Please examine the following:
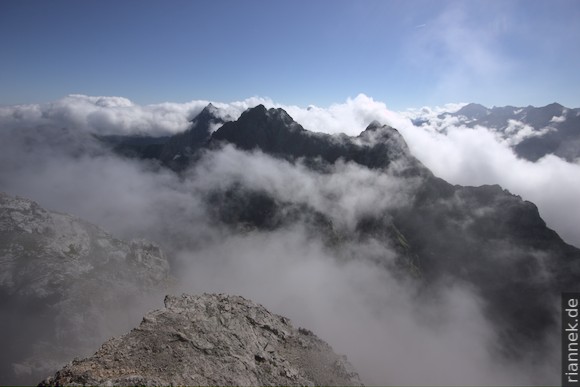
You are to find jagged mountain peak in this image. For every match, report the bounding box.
[211,105,308,153]
[455,103,490,119]
[359,121,408,151]
[238,104,298,128]
[210,106,421,172]
[105,102,423,173]
[546,102,564,109]
[365,120,384,131]
[158,103,228,170]
[191,102,224,124]
[361,120,401,137]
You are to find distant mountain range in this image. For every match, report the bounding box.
[414,102,580,161]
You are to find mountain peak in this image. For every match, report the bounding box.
[455,103,490,119]
[211,104,305,155]
[243,104,268,117]
[239,105,295,126]
[191,103,222,124]
[546,102,564,109]
[158,103,228,170]
[365,120,384,131]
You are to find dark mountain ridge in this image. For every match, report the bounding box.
[211,105,426,176]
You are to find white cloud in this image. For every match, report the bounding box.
[283,94,408,135]
[0,93,409,137]
[503,119,555,145]
[402,102,468,121]
[188,145,418,231]
[0,95,208,136]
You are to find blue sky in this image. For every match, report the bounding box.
[1,0,579,110]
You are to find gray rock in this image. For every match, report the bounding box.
[0,192,171,384]
[40,293,363,386]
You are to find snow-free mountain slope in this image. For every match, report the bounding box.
[0,192,170,384]
[40,293,363,386]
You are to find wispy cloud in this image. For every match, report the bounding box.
[405,2,514,102]
[0,95,219,136]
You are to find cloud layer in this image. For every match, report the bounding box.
[4,93,577,245]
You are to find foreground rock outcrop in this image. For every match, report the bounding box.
[40,293,363,386]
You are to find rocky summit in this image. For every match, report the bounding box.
[40,293,363,387]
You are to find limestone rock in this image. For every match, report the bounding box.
[0,192,170,384]
[40,293,363,386]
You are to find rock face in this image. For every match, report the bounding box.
[0,192,170,384]
[40,293,363,386]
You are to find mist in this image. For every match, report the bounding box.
[174,225,556,385]
[0,95,568,385]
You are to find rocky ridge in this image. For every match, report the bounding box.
[40,293,363,386]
